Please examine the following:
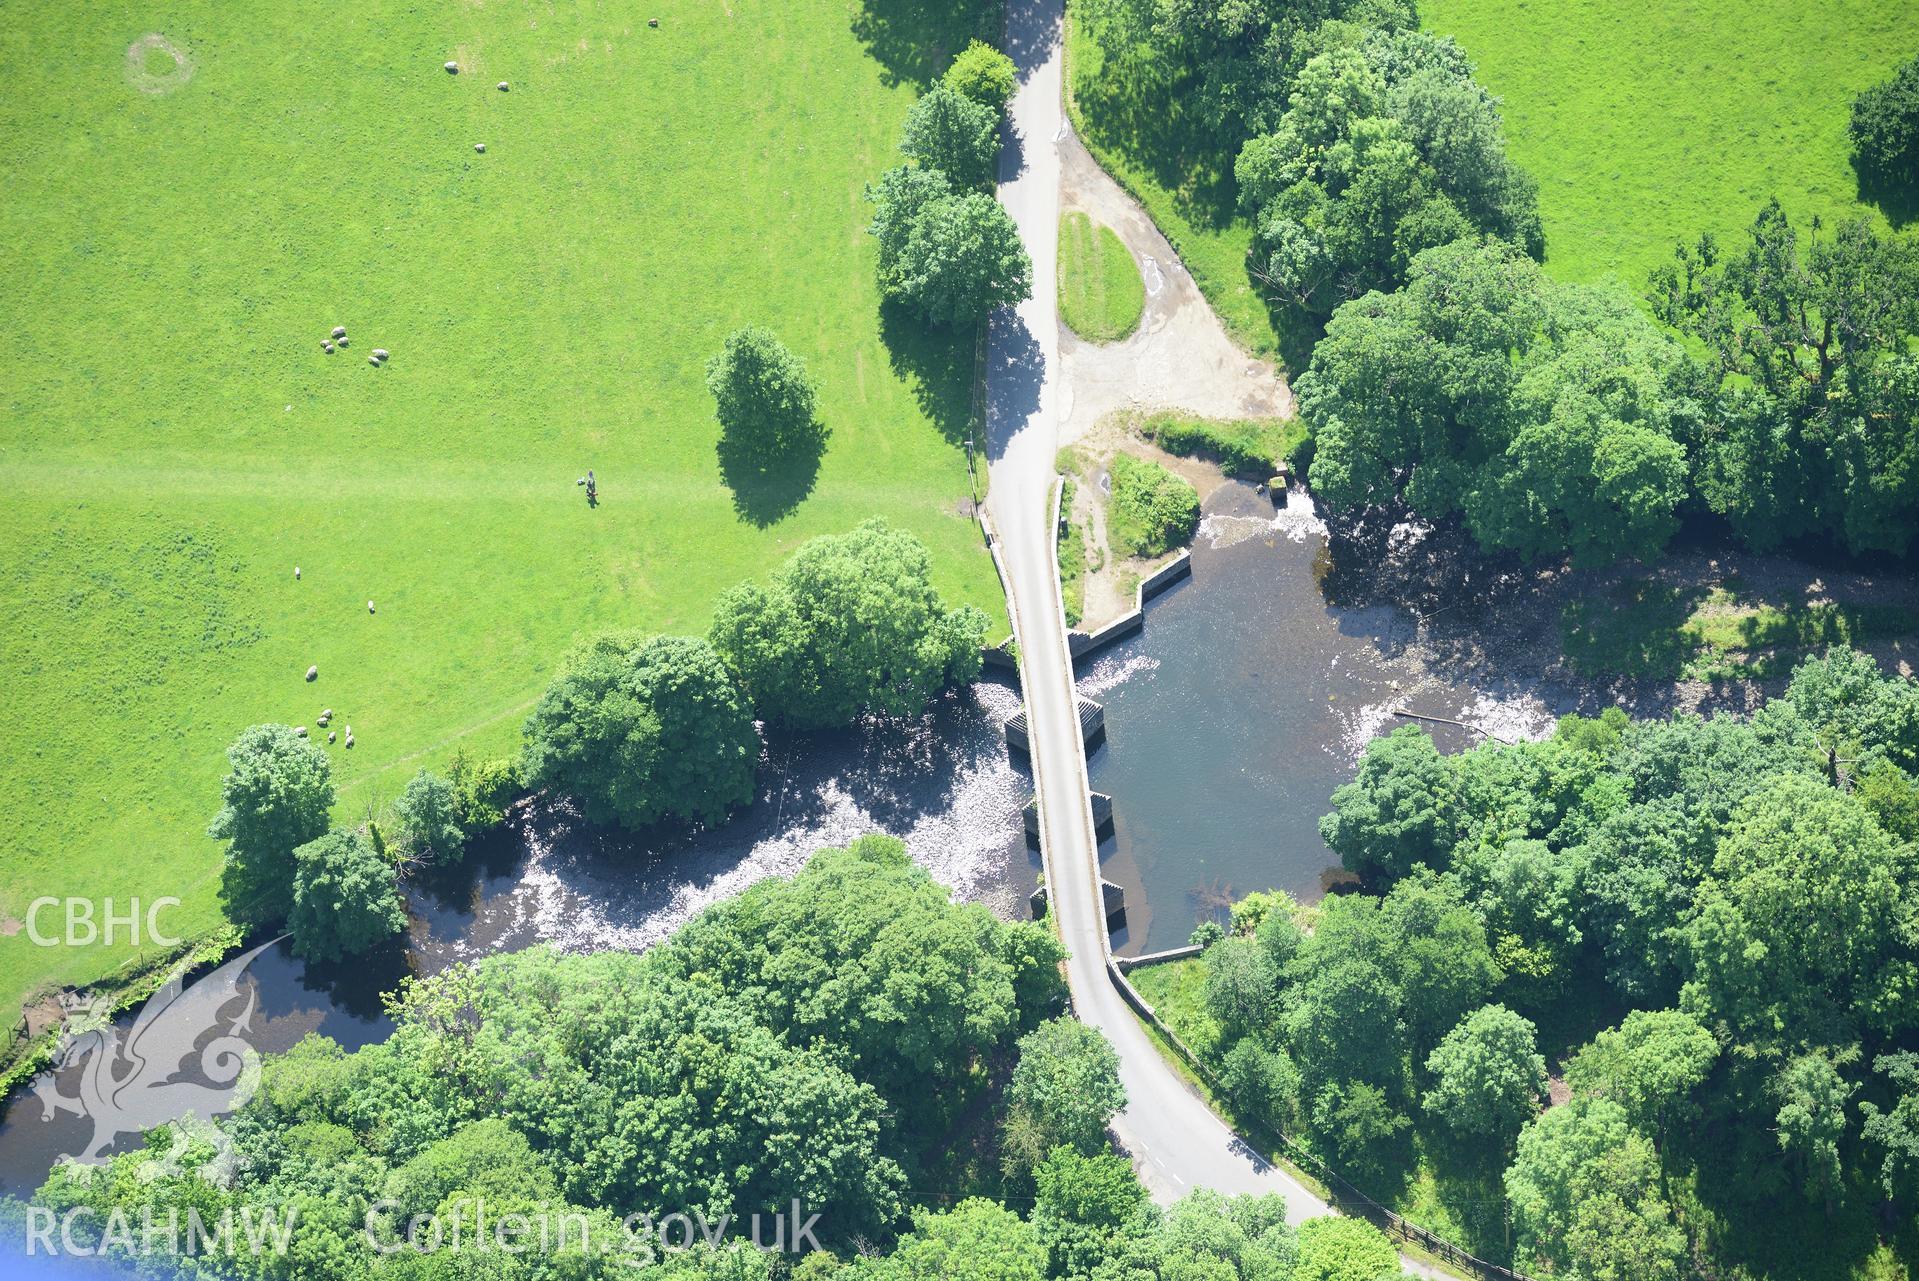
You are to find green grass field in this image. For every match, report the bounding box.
[1068,0,1919,360]
[0,0,1003,1011]
[1058,211,1145,342]
[1420,0,1919,286]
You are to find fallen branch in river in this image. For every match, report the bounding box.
[1390,707,1514,745]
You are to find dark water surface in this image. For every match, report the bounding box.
[1085,483,1561,955]
[0,679,1033,1197]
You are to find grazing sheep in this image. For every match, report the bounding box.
[474,143,486,153]
[294,726,307,737]
[367,600,375,613]
[372,349,388,361]
[498,81,509,92]
[331,326,347,339]
[321,341,333,353]
[444,61,459,73]
[306,665,318,682]
[328,731,336,744]
[369,355,380,365]
[294,566,301,579]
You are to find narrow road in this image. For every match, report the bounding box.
[983,11,1452,1277]
[982,0,1335,1222]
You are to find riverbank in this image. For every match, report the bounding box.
[0,680,1034,1196]
[1077,476,1919,955]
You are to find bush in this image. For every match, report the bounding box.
[1139,412,1308,480]
[1106,453,1199,557]
[1293,1214,1402,1281]
[287,830,406,963]
[393,769,465,864]
[521,633,759,831]
[1851,56,1919,191]
[944,40,1017,111]
[447,749,521,834]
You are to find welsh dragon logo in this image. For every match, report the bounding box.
[30,939,281,1186]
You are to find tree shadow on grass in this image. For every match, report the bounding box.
[1853,154,1918,229]
[880,297,976,449]
[850,0,1000,89]
[717,423,827,528]
[1071,37,1240,231]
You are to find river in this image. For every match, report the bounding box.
[0,678,1035,1198]
[0,480,1582,1197]
[1083,480,1564,955]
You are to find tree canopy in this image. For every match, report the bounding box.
[900,84,1002,191]
[1236,31,1540,319]
[944,40,1018,111]
[1300,239,1699,567]
[392,768,466,865]
[709,520,989,729]
[209,722,336,926]
[287,828,406,963]
[1001,1017,1128,1176]
[1422,1004,1545,1156]
[521,632,759,831]
[866,64,1032,328]
[707,327,829,520]
[1850,55,1919,197]
[1650,202,1919,556]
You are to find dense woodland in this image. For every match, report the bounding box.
[1174,647,1919,1279]
[13,837,1413,1279]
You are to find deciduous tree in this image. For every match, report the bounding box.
[709,520,988,729]
[521,632,759,831]
[392,769,465,865]
[1319,725,1457,881]
[287,829,405,963]
[1003,1018,1127,1174]
[1564,1009,1717,1153]
[900,84,1001,190]
[210,723,335,926]
[1423,1004,1546,1157]
[1507,1097,1685,1281]
[943,40,1018,110]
